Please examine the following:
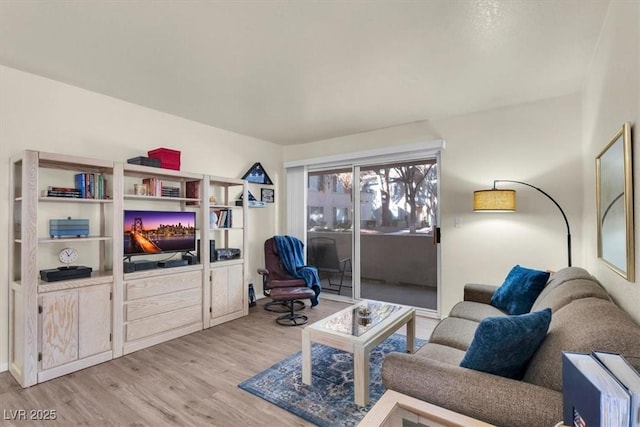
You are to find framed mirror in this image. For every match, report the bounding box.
[596,122,634,281]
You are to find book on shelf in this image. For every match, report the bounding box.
[75,173,87,198]
[593,351,640,427]
[73,173,108,199]
[185,180,200,206]
[215,208,232,228]
[161,186,180,197]
[41,187,83,198]
[142,177,162,197]
[217,209,227,228]
[139,179,180,197]
[48,186,80,192]
[562,351,631,427]
[96,173,107,199]
[210,210,219,229]
[88,173,94,198]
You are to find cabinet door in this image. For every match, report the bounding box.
[40,292,79,370]
[79,284,112,358]
[227,264,244,313]
[210,267,229,318]
[40,285,112,371]
[210,264,243,318]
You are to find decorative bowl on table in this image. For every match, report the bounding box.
[357,306,372,325]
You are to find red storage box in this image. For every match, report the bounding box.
[148,148,181,170]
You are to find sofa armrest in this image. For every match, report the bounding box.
[464,283,498,304]
[382,353,562,427]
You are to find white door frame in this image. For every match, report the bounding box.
[284,140,445,318]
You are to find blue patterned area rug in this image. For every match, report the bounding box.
[238,333,426,427]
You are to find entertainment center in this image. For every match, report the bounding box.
[8,150,249,387]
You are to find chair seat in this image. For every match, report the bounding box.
[270,278,307,288]
[269,286,316,301]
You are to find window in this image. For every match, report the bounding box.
[333,207,350,228]
[308,175,322,192]
[308,206,324,228]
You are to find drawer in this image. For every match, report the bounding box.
[126,287,202,322]
[125,270,201,300]
[126,305,201,342]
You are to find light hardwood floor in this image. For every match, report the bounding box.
[0,299,438,426]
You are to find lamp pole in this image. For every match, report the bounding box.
[494,180,572,267]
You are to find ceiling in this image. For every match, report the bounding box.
[0,1,609,145]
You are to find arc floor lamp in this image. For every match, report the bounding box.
[473,180,572,267]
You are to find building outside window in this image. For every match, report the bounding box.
[308,206,325,228]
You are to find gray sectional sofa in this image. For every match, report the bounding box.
[382,267,640,427]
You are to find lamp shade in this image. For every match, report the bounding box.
[473,189,516,212]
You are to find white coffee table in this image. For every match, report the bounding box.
[359,390,495,426]
[301,299,416,406]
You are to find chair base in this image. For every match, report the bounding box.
[269,287,316,326]
[276,312,309,326]
[264,299,305,313]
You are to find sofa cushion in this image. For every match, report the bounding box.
[534,267,594,303]
[491,265,550,315]
[429,317,479,351]
[415,342,467,366]
[523,297,640,391]
[463,283,499,304]
[460,308,552,380]
[530,277,611,313]
[449,301,507,322]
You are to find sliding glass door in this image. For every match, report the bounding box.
[357,160,438,310]
[306,168,354,298]
[306,158,439,311]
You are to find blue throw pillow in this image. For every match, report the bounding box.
[460,308,552,379]
[490,265,550,315]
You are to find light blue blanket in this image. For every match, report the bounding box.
[274,235,321,306]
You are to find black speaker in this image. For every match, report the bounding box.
[182,253,197,265]
[197,239,216,263]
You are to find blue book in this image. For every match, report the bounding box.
[593,351,640,427]
[563,352,631,426]
[74,173,86,198]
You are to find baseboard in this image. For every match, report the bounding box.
[0,362,8,373]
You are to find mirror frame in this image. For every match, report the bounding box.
[596,122,634,281]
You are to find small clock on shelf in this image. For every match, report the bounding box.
[58,247,79,268]
[39,247,93,282]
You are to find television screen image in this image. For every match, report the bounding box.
[123,210,196,256]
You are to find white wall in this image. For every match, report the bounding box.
[283,94,583,318]
[0,66,283,370]
[582,1,640,323]
[435,95,582,316]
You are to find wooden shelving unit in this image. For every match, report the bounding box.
[9,151,250,387]
[9,150,115,387]
[204,175,248,327]
[117,163,206,356]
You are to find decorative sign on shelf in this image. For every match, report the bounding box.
[241,162,273,185]
[236,191,266,208]
[261,188,275,203]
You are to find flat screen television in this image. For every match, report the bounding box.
[123,210,196,256]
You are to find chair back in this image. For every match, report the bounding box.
[308,237,341,272]
[264,237,299,282]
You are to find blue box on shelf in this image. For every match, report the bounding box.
[49,218,89,238]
